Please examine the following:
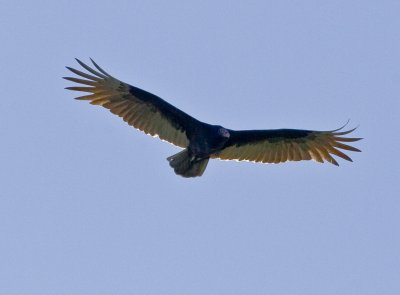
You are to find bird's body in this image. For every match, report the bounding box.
[187,124,230,156]
[166,123,231,177]
[65,59,361,177]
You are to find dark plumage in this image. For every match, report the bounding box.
[64,59,362,177]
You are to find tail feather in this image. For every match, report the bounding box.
[167,149,209,178]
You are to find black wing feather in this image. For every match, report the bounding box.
[225,129,313,146]
[127,85,198,135]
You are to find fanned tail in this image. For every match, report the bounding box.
[167,149,209,178]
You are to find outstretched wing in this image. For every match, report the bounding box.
[64,59,199,148]
[212,126,362,166]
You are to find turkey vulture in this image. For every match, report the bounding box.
[64,59,361,178]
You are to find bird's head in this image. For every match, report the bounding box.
[218,127,230,139]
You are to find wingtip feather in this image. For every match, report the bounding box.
[329,119,351,133]
[90,58,112,77]
[74,58,107,78]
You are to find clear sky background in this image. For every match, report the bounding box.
[1,1,399,294]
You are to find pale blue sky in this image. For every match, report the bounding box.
[1,1,399,294]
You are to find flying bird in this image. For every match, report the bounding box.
[64,59,362,178]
